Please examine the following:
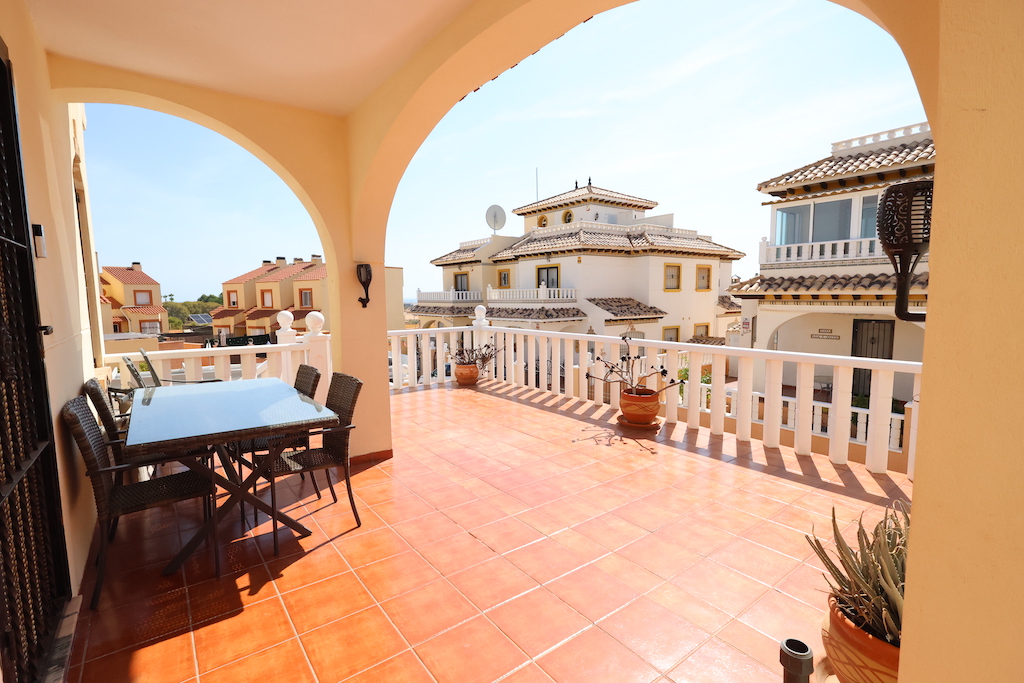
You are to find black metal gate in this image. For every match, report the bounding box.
[0,39,71,682]
[851,319,895,397]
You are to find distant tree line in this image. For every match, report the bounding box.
[164,294,223,330]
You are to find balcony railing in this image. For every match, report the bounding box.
[486,285,577,303]
[760,237,882,264]
[388,309,922,477]
[416,288,483,303]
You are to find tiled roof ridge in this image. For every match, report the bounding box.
[101,265,160,286]
[294,264,327,281]
[256,262,316,283]
[224,264,280,284]
[490,229,743,261]
[513,184,658,214]
[586,297,667,318]
[120,305,167,315]
[729,271,929,294]
[758,138,934,191]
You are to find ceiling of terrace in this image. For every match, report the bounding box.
[27,0,479,115]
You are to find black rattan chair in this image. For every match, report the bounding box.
[138,348,221,387]
[122,356,149,388]
[265,372,362,546]
[61,396,218,609]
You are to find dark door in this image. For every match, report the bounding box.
[851,319,895,397]
[536,266,558,288]
[0,39,71,682]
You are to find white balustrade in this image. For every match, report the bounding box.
[486,285,577,303]
[388,316,922,475]
[761,237,880,264]
[416,288,483,303]
[831,122,930,154]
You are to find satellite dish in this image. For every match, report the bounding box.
[485,205,506,233]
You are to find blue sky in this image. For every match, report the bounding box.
[83,0,925,302]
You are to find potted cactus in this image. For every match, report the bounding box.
[805,503,908,683]
[586,341,679,425]
[451,343,499,386]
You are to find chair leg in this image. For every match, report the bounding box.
[91,521,110,610]
[270,471,280,557]
[106,516,120,542]
[309,471,322,500]
[324,469,338,504]
[343,458,361,527]
[210,493,220,578]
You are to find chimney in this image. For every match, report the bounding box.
[275,256,287,266]
[262,260,272,265]
[293,257,305,265]
[130,261,141,270]
[311,254,323,265]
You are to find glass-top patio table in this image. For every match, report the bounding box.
[124,377,339,574]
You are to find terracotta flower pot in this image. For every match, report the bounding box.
[454,364,479,386]
[822,596,900,683]
[619,388,661,425]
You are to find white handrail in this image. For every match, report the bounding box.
[762,237,880,264]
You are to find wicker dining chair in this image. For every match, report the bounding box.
[122,356,149,388]
[264,372,362,551]
[61,396,218,609]
[138,348,221,387]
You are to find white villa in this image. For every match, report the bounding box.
[410,182,744,344]
[730,123,934,401]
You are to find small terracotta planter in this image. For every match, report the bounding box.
[822,596,899,683]
[618,388,661,425]
[454,364,479,386]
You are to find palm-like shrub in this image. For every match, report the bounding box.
[806,502,909,646]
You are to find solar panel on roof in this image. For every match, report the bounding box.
[188,313,214,325]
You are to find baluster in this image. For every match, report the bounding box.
[866,369,895,472]
[214,354,231,381]
[606,342,619,410]
[907,373,922,480]
[240,352,256,379]
[664,348,680,424]
[828,366,853,464]
[540,336,551,391]
[185,355,203,382]
[711,354,726,435]
[551,336,562,395]
[503,331,514,385]
[794,362,814,456]
[421,333,433,387]
[266,351,281,382]
[390,334,403,389]
[763,359,784,448]
[565,338,577,398]
[812,405,823,434]
[889,415,903,451]
[434,332,445,384]
[686,350,702,429]
[736,357,753,441]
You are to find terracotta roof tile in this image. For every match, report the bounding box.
[294,265,327,281]
[717,295,741,313]
[486,307,586,320]
[407,305,477,317]
[489,229,743,261]
[211,306,240,320]
[246,309,280,321]
[99,276,110,285]
[102,266,160,285]
[120,305,167,315]
[758,138,934,191]
[430,246,485,265]
[729,272,928,295]
[586,298,667,319]
[99,295,111,305]
[685,336,726,345]
[110,316,128,324]
[106,296,123,309]
[514,184,657,214]
[256,262,314,283]
[225,264,279,284]
[763,173,934,204]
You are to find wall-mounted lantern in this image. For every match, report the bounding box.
[877,180,932,322]
[356,263,372,308]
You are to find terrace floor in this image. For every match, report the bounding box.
[66,381,911,683]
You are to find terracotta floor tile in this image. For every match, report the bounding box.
[448,557,539,610]
[200,638,315,683]
[505,538,586,584]
[648,582,731,634]
[710,538,802,585]
[593,554,664,593]
[266,545,347,593]
[193,598,294,673]
[370,495,437,525]
[417,532,497,575]
[279,570,376,633]
[417,483,480,510]
[92,561,185,613]
[666,638,778,683]
[776,562,831,608]
[485,491,533,515]
[487,587,590,657]
[538,627,660,683]
[334,526,413,567]
[415,616,528,683]
[354,480,415,506]
[573,513,649,551]
[599,596,710,672]
[342,651,435,683]
[441,498,509,529]
[741,520,816,562]
[501,663,557,682]
[354,550,442,601]
[515,508,566,535]
[470,516,545,554]
[741,477,808,504]
[546,565,639,622]
[688,503,764,535]
[391,511,464,547]
[188,565,276,624]
[85,589,191,661]
[549,529,610,562]
[302,606,408,681]
[480,469,536,492]
[78,630,194,683]
[613,497,686,530]
[769,504,833,535]
[507,480,567,507]
[671,560,770,617]
[537,496,606,527]
[716,489,789,519]
[715,619,784,674]
[381,579,479,644]
[618,534,701,580]
[399,471,456,494]
[738,589,826,651]
[573,483,637,510]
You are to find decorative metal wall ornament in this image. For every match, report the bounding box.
[877,180,932,322]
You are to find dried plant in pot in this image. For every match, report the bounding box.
[451,343,499,386]
[806,502,908,683]
[586,341,679,425]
